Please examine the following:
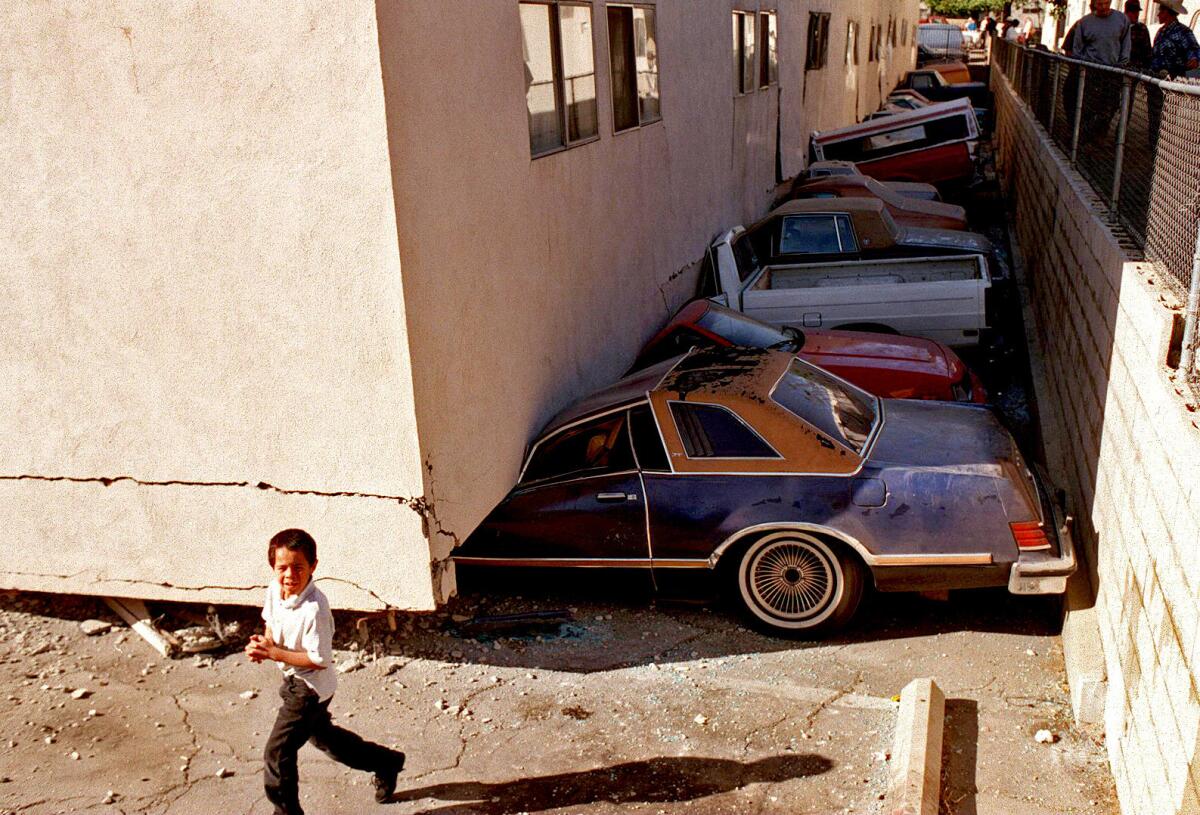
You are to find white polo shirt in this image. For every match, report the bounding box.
[261,579,337,701]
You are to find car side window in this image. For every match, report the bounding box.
[779,215,842,254]
[521,414,635,484]
[669,402,779,459]
[911,73,934,90]
[629,406,670,471]
[835,214,858,252]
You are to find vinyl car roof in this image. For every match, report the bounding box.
[752,198,899,251]
[538,347,869,475]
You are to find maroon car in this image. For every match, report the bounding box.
[632,300,986,403]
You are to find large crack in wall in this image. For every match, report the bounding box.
[0,470,462,607]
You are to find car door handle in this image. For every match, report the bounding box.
[596,492,637,503]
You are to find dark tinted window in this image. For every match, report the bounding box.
[779,215,841,254]
[522,414,635,484]
[732,235,760,283]
[772,359,877,453]
[669,403,778,459]
[629,406,670,470]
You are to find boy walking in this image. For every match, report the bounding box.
[246,528,405,814]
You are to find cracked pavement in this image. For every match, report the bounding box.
[0,580,1117,814]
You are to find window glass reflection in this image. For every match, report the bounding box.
[558,5,597,142]
[520,4,560,155]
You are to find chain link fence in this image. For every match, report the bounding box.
[993,38,1200,383]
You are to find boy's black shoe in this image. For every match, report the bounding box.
[373,751,405,804]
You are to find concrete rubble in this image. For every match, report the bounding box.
[0,586,1118,814]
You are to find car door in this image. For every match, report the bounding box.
[475,411,649,564]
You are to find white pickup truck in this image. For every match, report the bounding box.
[697,199,991,347]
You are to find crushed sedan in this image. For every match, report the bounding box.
[452,347,1074,636]
[630,300,987,403]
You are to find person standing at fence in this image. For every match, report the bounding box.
[1068,0,1132,145]
[1126,1,1154,70]
[1151,0,1200,77]
[1147,0,1200,147]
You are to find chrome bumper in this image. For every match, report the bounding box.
[1008,469,1076,595]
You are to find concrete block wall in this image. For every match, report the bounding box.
[993,74,1200,814]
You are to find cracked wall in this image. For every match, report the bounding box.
[0,3,436,610]
[373,0,919,557]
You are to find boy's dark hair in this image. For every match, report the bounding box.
[268,529,317,567]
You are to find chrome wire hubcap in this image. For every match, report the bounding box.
[750,541,834,620]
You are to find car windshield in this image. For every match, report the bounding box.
[697,307,798,350]
[771,358,878,454]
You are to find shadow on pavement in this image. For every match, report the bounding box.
[941,698,980,815]
[391,753,832,814]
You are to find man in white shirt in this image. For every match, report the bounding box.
[246,529,406,815]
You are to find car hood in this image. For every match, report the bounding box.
[896,226,993,254]
[868,399,1015,473]
[799,330,952,375]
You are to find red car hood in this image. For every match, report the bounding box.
[797,329,965,401]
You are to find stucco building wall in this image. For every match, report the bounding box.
[994,71,1200,815]
[2,0,916,610]
[378,0,919,572]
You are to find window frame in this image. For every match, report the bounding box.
[777,213,858,256]
[667,401,783,461]
[518,406,638,486]
[732,10,757,95]
[520,0,601,159]
[607,3,663,133]
[805,11,831,71]
[758,11,778,88]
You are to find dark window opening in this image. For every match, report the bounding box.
[522,414,635,484]
[669,403,778,459]
[629,406,670,471]
[805,12,831,70]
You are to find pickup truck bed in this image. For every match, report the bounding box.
[738,255,989,347]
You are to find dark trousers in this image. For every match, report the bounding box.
[264,675,395,815]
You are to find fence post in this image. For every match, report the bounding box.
[1180,222,1200,377]
[1071,65,1087,165]
[1049,59,1060,134]
[1110,76,1132,210]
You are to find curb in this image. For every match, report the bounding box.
[885,677,945,815]
[1006,217,1107,727]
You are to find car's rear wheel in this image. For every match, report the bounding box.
[734,531,863,637]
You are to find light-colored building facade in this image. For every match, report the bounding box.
[1,0,917,611]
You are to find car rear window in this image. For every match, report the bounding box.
[669,402,779,459]
[771,359,877,454]
[696,307,790,349]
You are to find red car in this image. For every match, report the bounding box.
[632,300,986,403]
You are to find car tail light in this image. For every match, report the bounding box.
[1010,520,1051,551]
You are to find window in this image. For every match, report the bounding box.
[805,12,831,70]
[910,72,936,90]
[772,359,877,454]
[888,17,896,48]
[778,214,857,255]
[758,12,778,86]
[608,5,660,131]
[733,11,756,94]
[669,403,779,459]
[845,20,859,66]
[522,413,635,484]
[629,406,670,471]
[868,23,877,62]
[520,2,598,156]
